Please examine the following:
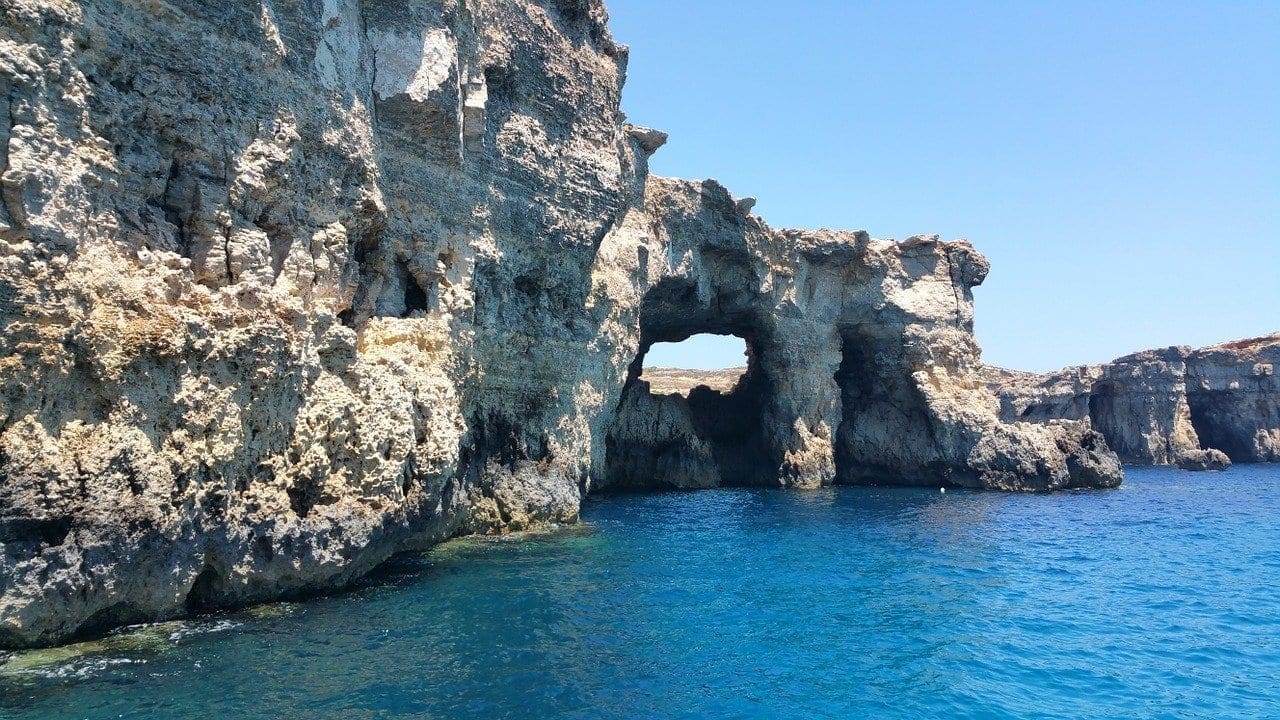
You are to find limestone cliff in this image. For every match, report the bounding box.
[0,0,1119,648]
[990,335,1280,469]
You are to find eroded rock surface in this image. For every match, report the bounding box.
[989,334,1280,469]
[1,0,1119,648]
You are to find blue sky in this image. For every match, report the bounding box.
[610,1,1280,372]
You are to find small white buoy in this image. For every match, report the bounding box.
[940,487,946,494]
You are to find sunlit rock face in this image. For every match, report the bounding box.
[0,0,1118,648]
[989,335,1280,469]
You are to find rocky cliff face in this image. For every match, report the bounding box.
[990,335,1280,469]
[0,0,1119,648]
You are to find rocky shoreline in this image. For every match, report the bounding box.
[0,0,1256,648]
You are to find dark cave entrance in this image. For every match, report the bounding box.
[1187,390,1251,462]
[1087,381,1131,460]
[831,325,937,486]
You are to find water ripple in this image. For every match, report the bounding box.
[1,466,1278,719]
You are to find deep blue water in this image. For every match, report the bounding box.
[2,466,1279,719]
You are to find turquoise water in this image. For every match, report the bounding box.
[2,466,1278,719]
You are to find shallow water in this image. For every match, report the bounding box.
[3,466,1278,719]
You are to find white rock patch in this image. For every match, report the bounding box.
[371,28,457,102]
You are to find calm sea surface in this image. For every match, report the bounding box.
[2,466,1278,719]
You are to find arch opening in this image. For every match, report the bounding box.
[602,278,780,490]
[639,333,749,397]
[604,332,773,490]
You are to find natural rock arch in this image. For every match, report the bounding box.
[599,178,1120,493]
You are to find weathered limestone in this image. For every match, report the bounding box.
[989,335,1280,469]
[1,0,639,648]
[0,0,1119,648]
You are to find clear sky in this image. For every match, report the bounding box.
[608,1,1280,372]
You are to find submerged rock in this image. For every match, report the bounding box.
[989,334,1280,470]
[1175,449,1231,472]
[0,0,1118,647]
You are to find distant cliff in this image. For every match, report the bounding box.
[988,335,1280,470]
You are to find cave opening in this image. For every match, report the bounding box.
[402,274,431,317]
[1088,381,1127,459]
[639,333,749,397]
[1187,390,1249,462]
[832,325,916,485]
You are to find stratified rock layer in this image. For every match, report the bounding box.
[0,0,1118,648]
[990,335,1280,469]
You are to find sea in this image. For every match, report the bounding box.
[2,465,1277,719]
